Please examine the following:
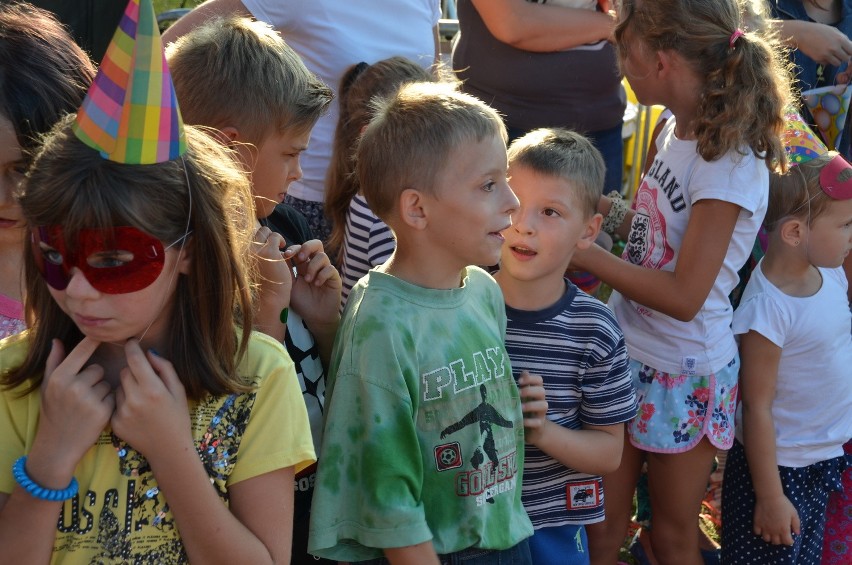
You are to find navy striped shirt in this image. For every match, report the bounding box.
[505,281,637,527]
[339,194,395,311]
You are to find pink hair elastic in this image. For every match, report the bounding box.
[729,29,744,49]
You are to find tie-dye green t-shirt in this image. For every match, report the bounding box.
[309,266,533,561]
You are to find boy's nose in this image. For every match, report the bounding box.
[290,160,303,182]
[503,183,520,215]
[511,209,534,234]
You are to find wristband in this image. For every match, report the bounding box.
[601,191,629,237]
[279,307,289,324]
[12,456,79,501]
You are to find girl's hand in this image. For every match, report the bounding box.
[289,239,342,329]
[753,494,800,546]
[517,370,548,444]
[34,338,113,475]
[111,340,192,460]
[252,226,295,311]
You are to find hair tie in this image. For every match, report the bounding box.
[341,61,370,94]
[729,29,744,49]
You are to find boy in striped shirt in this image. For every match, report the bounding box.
[494,128,638,565]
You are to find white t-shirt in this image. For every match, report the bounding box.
[241,0,440,203]
[732,262,852,468]
[609,118,769,375]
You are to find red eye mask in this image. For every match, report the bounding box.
[32,226,183,294]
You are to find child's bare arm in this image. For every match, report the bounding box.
[253,227,296,342]
[739,330,799,546]
[384,541,441,565]
[572,199,741,321]
[518,371,623,475]
[529,420,624,477]
[0,338,111,562]
[288,240,342,368]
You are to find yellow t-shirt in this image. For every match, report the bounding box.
[0,331,315,563]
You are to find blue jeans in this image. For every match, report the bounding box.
[507,123,624,196]
[358,539,532,565]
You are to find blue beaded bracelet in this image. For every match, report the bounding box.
[12,456,78,501]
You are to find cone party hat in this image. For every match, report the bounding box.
[781,110,828,166]
[73,0,186,164]
[781,111,852,200]
[801,84,852,152]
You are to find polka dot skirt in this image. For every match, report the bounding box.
[721,440,849,564]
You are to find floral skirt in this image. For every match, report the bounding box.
[627,357,739,453]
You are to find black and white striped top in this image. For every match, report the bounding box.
[339,194,395,311]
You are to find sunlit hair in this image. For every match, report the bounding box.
[0,2,95,161]
[167,15,332,147]
[508,128,605,219]
[615,0,793,170]
[325,57,435,258]
[357,81,507,221]
[741,0,770,32]
[765,154,848,231]
[6,117,256,399]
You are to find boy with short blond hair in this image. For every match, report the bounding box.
[167,17,339,565]
[494,128,637,565]
[309,82,536,563]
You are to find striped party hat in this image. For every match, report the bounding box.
[73,0,186,164]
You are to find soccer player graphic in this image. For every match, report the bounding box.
[440,384,513,471]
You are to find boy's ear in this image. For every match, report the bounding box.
[218,126,241,144]
[778,216,806,247]
[398,188,429,230]
[575,213,603,250]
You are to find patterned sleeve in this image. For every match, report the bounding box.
[228,334,316,485]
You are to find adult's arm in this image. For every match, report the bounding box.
[469,0,615,52]
[770,19,852,68]
[162,0,251,44]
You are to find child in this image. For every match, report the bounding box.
[493,128,638,565]
[0,2,95,340]
[308,81,537,563]
[324,57,433,309]
[571,0,794,563]
[721,119,852,564]
[0,2,314,560]
[166,16,340,564]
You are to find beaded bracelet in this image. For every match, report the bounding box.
[601,191,629,237]
[12,456,79,501]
